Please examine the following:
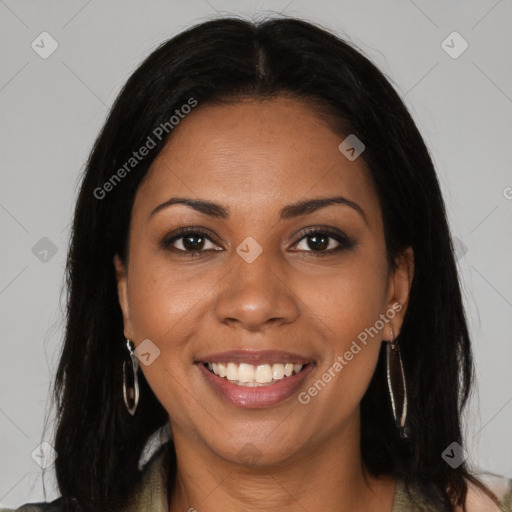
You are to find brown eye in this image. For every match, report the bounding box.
[160,228,221,257]
[292,228,355,256]
[175,233,210,251]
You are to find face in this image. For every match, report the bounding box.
[114,96,413,467]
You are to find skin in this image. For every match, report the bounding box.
[114,96,415,512]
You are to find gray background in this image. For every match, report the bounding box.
[1,0,511,507]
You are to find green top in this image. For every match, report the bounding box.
[2,445,511,511]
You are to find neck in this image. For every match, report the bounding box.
[167,414,396,512]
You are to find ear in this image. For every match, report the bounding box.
[384,246,414,340]
[113,254,135,340]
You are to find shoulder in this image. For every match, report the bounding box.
[454,476,512,512]
[0,441,172,512]
[0,497,64,512]
[393,476,512,512]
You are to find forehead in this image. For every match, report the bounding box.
[134,97,380,225]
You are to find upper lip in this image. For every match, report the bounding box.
[195,350,315,365]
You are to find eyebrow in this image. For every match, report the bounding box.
[149,196,368,225]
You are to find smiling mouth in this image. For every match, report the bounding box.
[201,361,309,387]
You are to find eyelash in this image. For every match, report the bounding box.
[160,226,356,258]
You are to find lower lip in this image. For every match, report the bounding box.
[197,362,315,408]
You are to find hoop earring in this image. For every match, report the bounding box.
[123,339,140,415]
[385,328,410,439]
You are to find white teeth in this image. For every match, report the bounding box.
[272,363,285,380]
[217,362,227,378]
[205,361,305,385]
[255,364,273,383]
[238,363,255,383]
[226,362,238,381]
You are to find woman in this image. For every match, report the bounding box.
[3,16,511,512]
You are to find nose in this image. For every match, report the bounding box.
[214,246,300,332]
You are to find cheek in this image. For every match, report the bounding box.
[296,254,387,413]
[127,246,208,338]
[303,344,381,439]
[298,253,388,338]
[124,249,207,396]
[301,291,384,431]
